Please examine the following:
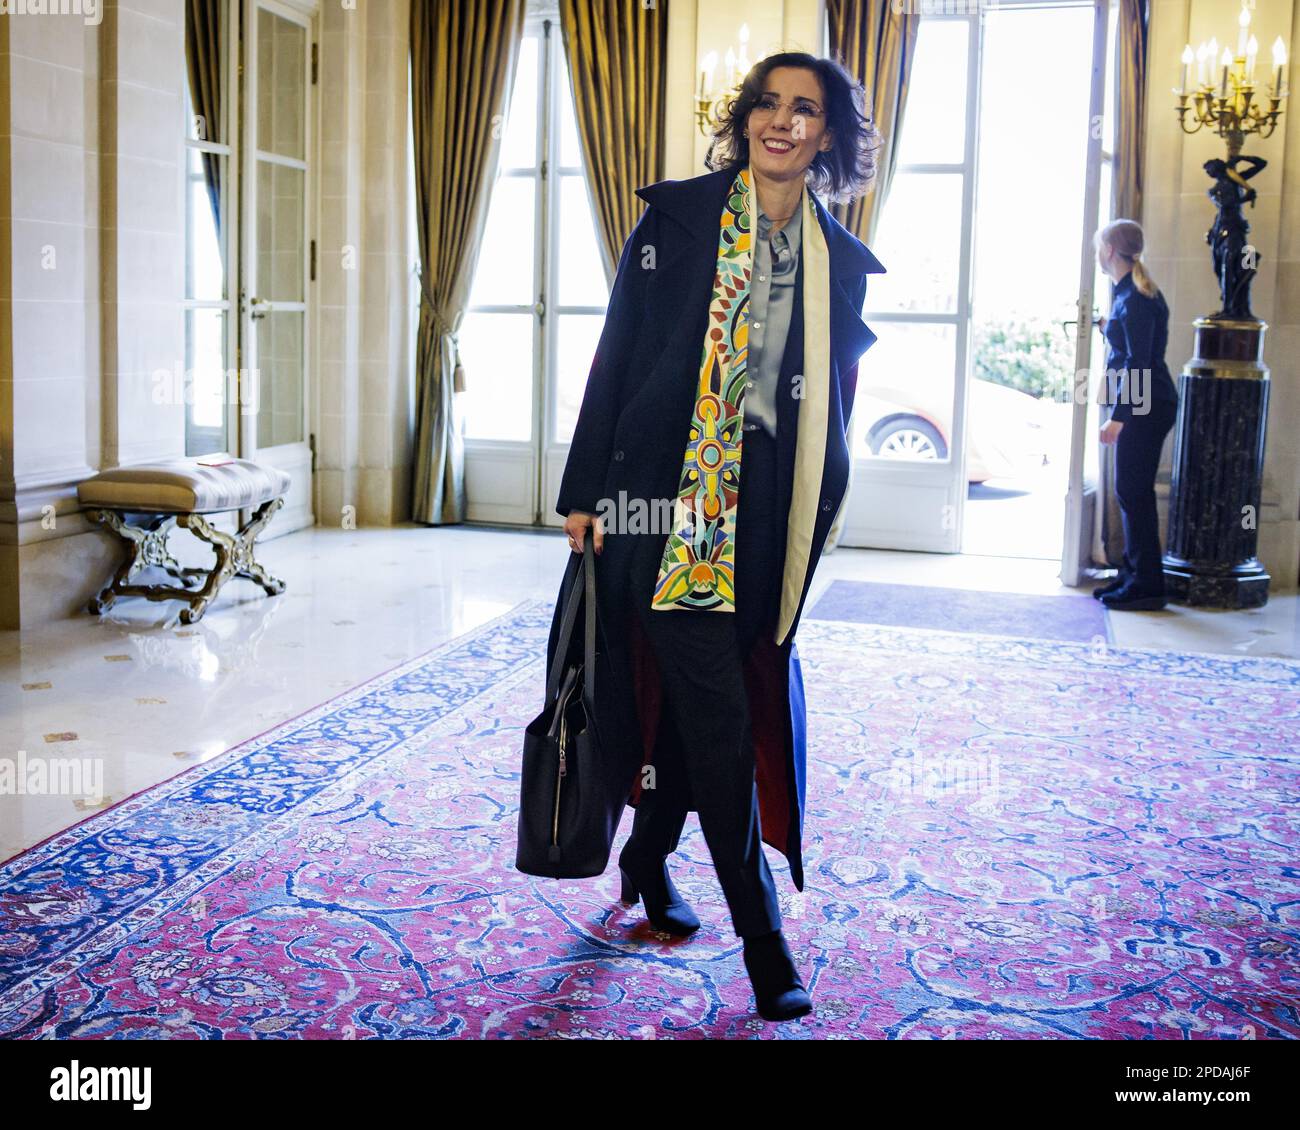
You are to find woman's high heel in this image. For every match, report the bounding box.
[742,929,812,1021]
[617,849,701,936]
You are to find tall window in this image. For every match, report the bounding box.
[183,0,233,456]
[458,19,610,454]
[856,15,973,465]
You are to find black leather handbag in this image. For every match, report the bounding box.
[515,528,621,879]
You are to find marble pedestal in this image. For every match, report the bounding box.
[1163,317,1271,609]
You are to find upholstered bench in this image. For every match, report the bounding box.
[78,454,290,624]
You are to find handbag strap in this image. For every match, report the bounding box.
[545,526,599,706]
[582,525,596,705]
[545,542,587,705]
[547,663,580,739]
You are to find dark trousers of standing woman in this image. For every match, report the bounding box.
[1113,400,1178,593]
[627,424,785,939]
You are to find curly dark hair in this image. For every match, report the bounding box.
[703,51,882,205]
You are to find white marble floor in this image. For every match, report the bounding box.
[2,521,1296,863]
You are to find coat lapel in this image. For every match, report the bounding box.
[629,179,720,389]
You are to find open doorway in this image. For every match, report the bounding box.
[842,0,1116,567]
[961,0,1118,559]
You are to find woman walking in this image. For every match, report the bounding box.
[1093,219,1179,611]
[552,53,884,1021]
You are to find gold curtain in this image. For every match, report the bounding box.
[410,0,527,524]
[825,0,920,247]
[558,0,668,284]
[185,0,223,239]
[1114,0,1149,222]
[824,0,919,551]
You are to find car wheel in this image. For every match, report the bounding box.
[870,417,948,461]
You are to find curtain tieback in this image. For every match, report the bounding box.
[416,264,466,393]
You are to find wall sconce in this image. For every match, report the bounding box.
[696,24,751,136]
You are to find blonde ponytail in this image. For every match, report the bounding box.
[1098,218,1159,298]
[1129,255,1157,298]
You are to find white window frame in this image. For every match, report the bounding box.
[183,0,241,457]
[460,13,612,527]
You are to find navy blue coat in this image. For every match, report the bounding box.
[1103,273,1177,424]
[548,163,884,890]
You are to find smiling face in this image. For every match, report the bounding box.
[745,66,834,181]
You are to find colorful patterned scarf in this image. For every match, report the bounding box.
[650,164,757,613]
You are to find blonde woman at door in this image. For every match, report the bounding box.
[1093,219,1178,611]
[550,53,885,1023]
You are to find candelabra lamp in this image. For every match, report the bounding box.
[695,26,751,137]
[1163,9,1286,608]
[695,82,742,136]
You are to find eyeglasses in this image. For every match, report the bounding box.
[751,95,824,119]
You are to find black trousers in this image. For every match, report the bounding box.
[1113,400,1178,593]
[627,424,785,939]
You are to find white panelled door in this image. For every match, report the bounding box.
[239,0,315,534]
[1061,0,1112,585]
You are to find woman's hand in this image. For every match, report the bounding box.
[563,510,604,554]
[1099,419,1124,445]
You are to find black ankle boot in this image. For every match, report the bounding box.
[1100,583,1167,611]
[1092,575,1127,600]
[618,847,700,936]
[742,929,812,1021]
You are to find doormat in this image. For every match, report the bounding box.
[807,579,1110,644]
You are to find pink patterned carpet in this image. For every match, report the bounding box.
[1,601,1297,1039]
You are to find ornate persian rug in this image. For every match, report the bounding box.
[0,602,1296,1040]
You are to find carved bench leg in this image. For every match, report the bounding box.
[176,498,287,623]
[234,497,287,595]
[88,499,287,623]
[86,510,181,614]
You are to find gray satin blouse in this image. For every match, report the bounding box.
[744,202,802,438]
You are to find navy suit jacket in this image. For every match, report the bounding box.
[1104,272,1177,424]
